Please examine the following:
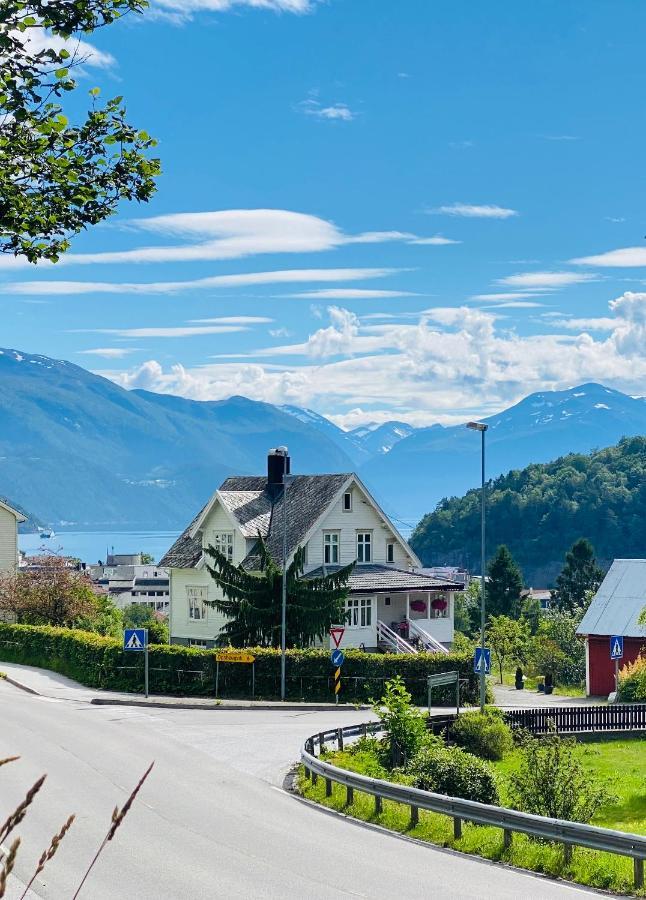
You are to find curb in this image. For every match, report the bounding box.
[90,697,370,712]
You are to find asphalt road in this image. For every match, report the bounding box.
[0,680,597,899]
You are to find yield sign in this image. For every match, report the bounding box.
[329,626,345,649]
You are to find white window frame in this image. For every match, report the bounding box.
[323,531,340,565]
[187,585,207,621]
[346,596,372,628]
[386,541,395,564]
[212,531,234,562]
[343,491,352,512]
[356,531,372,564]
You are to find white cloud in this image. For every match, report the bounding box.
[428,203,518,219]
[0,208,447,269]
[498,271,598,288]
[571,247,646,267]
[77,347,141,358]
[285,289,418,299]
[297,99,355,121]
[74,325,249,338]
[103,293,646,426]
[4,267,400,296]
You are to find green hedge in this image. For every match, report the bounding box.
[0,623,480,703]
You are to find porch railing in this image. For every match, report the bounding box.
[407,619,449,655]
[376,620,417,654]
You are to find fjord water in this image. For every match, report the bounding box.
[19,531,180,565]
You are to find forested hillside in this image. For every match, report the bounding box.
[410,436,646,586]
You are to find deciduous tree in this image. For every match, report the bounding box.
[0,0,160,263]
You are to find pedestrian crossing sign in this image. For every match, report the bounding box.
[610,635,623,660]
[124,628,147,651]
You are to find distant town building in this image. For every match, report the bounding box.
[0,499,26,575]
[88,562,169,613]
[161,448,464,652]
[577,559,646,696]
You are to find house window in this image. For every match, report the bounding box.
[356,532,372,563]
[324,532,340,565]
[386,542,395,563]
[212,531,234,562]
[187,585,207,620]
[343,491,352,512]
[189,638,207,648]
[346,596,372,628]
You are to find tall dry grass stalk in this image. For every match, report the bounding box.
[72,761,154,899]
[0,775,46,845]
[19,815,75,900]
[0,837,21,899]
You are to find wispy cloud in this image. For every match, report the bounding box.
[0,209,448,269]
[4,267,401,296]
[297,99,355,121]
[284,288,418,299]
[427,203,518,219]
[497,271,598,288]
[77,347,142,358]
[570,247,646,267]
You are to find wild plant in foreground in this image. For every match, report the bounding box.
[72,761,154,899]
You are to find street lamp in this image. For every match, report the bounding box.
[467,420,488,712]
[281,472,296,701]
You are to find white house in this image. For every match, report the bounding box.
[160,448,463,652]
[0,499,26,575]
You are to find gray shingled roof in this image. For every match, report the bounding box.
[159,473,352,570]
[305,564,464,594]
[577,559,646,638]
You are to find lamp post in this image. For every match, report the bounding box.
[281,472,296,701]
[467,420,488,712]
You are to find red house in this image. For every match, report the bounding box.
[577,559,646,697]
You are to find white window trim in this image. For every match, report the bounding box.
[356,531,372,564]
[323,531,340,565]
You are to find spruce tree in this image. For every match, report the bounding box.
[205,537,353,648]
[486,545,524,618]
[551,538,604,614]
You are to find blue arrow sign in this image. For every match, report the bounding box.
[124,628,147,651]
[331,649,345,667]
[610,635,624,660]
[473,647,491,674]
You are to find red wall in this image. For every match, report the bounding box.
[587,636,645,696]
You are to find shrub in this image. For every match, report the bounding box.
[372,676,427,766]
[450,708,513,761]
[617,654,646,702]
[406,744,499,805]
[0,623,480,701]
[509,728,613,822]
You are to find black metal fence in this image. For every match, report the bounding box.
[504,704,646,735]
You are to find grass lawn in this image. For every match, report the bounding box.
[298,735,646,895]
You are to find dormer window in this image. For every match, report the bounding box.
[343,491,352,512]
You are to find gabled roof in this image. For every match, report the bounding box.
[304,564,465,594]
[0,498,27,523]
[577,559,646,638]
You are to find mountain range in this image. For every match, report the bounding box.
[1,347,645,533]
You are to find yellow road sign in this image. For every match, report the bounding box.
[215,651,255,663]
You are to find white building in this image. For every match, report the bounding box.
[161,448,463,652]
[0,499,26,575]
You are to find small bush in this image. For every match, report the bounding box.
[406,744,499,805]
[509,728,613,822]
[450,708,513,761]
[617,654,646,702]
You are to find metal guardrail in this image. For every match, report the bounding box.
[300,722,646,889]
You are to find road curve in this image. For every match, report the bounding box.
[0,680,596,899]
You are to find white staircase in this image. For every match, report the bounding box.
[407,619,449,655]
[377,620,417,654]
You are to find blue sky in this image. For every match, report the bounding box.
[3,0,646,426]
